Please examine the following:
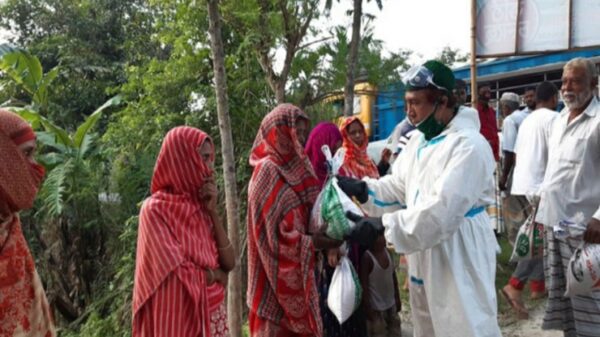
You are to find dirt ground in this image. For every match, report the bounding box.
[399,299,564,337]
[498,300,562,337]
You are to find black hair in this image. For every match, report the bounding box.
[524,86,536,94]
[535,81,558,102]
[478,83,491,91]
[455,79,467,90]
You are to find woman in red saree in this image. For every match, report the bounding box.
[0,109,55,337]
[337,117,379,179]
[133,126,234,337]
[247,104,341,337]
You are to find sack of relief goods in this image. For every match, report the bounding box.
[565,243,600,297]
[327,255,362,324]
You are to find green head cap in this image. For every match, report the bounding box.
[404,60,455,93]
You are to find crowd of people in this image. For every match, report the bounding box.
[1,56,599,337]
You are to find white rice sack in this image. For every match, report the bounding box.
[565,243,600,297]
[327,256,362,324]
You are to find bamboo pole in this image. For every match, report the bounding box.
[470,0,478,106]
[206,1,243,336]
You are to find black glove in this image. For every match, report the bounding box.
[345,211,384,247]
[336,175,368,204]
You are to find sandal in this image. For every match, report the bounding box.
[500,287,529,320]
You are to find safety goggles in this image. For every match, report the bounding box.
[402,65,447,91]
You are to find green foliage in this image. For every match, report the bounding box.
[1,0,413,335]
[1,39,124,325]
[287,23,411,109]
[435,46,470,67]
[37,158,72,216]
[0,44,58,111]
[0,0,154,129]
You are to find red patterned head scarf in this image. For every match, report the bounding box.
[0,109,42,216]
[0,110,55,336]
[250,103,319,205]
[304,122,342,189]
[339,116,379,178]
[133,126,221,336]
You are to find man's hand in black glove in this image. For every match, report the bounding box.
[336,175,368,203]
[345,211,384,247]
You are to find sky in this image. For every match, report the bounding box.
[317,0,472,64]
[0,0,472,65]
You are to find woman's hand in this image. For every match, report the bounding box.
[327,248,341,267]
[380,148,392,164]
[199,177,218,211]
[205,268,228,287]
[213,268,228,287]
[312,231,343,250]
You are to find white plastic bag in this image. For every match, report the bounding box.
[327,256,362,324]
[565,243,600,297]
[309,188,326,234]
[310,145,337,234]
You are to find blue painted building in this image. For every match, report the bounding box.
[370,48,600,141]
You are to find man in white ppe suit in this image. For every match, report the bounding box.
[339,60,502,337]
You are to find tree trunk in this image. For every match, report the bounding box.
[255,0,317,105]
[343,0,362,117]
[206,1,243,337]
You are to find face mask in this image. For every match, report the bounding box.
[30,162,46,188]
[415,102,447,141]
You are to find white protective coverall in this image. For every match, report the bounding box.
[362,106,501,337]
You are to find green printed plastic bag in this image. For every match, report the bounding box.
[510,211,544,262]
[320,177,364,240]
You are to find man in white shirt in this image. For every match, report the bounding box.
[511,82,559,200]
[500,82,559,318]
[499,92,530,194]
[498,92,530,241]
[521,86,537,115]
[537,57,600,336]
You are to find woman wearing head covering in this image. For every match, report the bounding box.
[247,104,341,337]
[304,122,343,189]
[311,116,377,337]
[133,126,234,337]
[0,109,55,337]
[338,117,379,179]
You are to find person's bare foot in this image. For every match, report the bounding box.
[501,285,529,320]
[529,291,547,300]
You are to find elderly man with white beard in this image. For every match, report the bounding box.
[536,57,600,336]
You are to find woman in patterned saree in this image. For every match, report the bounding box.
[247,104,341,337]
[132,126,235,337]
[337,117,379,179]
[0,109,55,337]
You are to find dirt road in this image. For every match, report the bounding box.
[399,300,563,337]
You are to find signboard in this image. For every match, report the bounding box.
[476,0,600,57]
